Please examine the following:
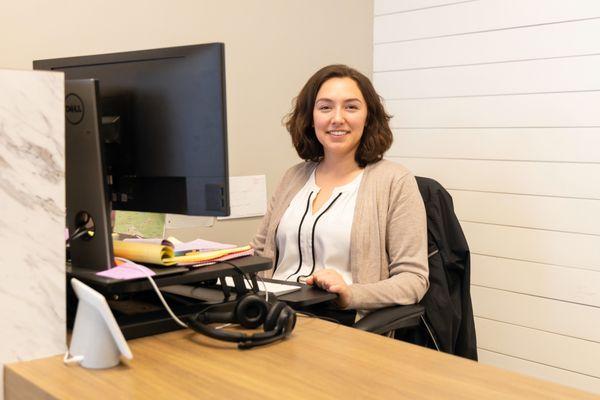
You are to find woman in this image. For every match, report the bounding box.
[251,65,428,311]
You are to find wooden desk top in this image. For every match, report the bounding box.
[4,317,597,400]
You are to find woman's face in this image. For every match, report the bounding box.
[312,77,367,161]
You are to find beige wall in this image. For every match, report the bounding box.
[1,0,373,244]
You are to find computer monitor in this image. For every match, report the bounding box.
[34,43,230,270]
[34,43,229,217]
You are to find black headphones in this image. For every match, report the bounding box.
[187,294,297,349]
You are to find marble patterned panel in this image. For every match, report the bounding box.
[0,69,65,387]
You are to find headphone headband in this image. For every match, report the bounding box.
[188,294,296,349]
[187,316,282,343]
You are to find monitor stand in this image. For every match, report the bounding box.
[65,79,114,270]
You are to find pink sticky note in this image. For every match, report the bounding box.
[96,259,156,280]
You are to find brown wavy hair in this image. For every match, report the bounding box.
[284,64,393,167]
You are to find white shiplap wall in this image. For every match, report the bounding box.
[374,0,600,394]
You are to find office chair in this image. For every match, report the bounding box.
[352,177,478,361]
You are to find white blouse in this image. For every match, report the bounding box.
[272,168,363,284]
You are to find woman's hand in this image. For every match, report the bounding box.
[306,269,352,309]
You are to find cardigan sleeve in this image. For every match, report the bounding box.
[346,173,429,310]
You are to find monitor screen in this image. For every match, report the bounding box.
[34,43,229,217]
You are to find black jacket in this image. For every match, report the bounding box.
[416,177,478,360]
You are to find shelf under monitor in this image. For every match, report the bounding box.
[66,255,273,339]
[67,255,272,295]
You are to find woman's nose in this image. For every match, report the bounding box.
[331,107,344,124]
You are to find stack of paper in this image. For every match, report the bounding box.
[122,237,236,254]
[166,245,254,266]
[113,237,253,267]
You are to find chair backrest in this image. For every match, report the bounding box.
[415,177,478,361]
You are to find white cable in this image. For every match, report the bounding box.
[255,273,269,303]
[63,351,84,365]
[118,260,189,328]
[124,259,264,330]
[144,275,189,328]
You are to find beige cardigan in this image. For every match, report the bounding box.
[251,159,429,310]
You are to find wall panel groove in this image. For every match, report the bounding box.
[475,317,600,377]
[375,55,600,98]
[374,0,478,17]
[478,349,600,393]
[376,16,600,45]
[470,253,600,307]
[389,128,600,162]
[472,283,600,309]
[463,221,600,272]
[472,286,600,342]
[375,52,600,73]
[449,190,600,235]
[385,92,600,128]
[387,157,600,199]
[461,219,600,238]
[374,18,600,71]
[472,252,600,273]
[375,0,600,44]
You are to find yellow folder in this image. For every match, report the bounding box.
[113,240,176,266]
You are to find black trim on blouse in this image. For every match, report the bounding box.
[284,191,314,280]
[296,192,343,283]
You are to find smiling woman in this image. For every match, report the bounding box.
[286,64,394,168]
[251,65,429,318]
[313,77,367,163]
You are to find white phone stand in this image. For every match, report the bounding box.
[68,278,133,369]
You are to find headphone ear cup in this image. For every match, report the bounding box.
[235,294,269,329]
[263,301,288,332]
[280,305,296,338]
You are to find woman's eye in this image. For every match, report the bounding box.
[319,105,331,111]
